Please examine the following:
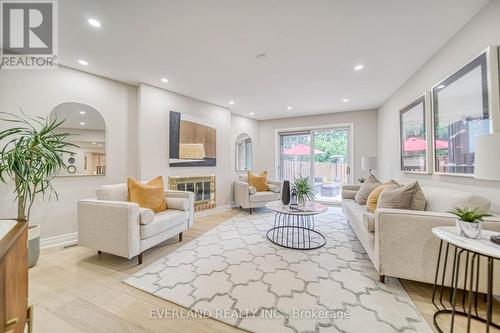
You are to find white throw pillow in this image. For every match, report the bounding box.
[166,197,190,211]
[139,207,155,225]
[268,184,280,193]
[249,186,257,195]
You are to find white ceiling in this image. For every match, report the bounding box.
[59,0,489,120]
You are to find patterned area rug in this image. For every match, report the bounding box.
[124,207,432,333]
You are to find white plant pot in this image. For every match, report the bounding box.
[28,224,41,268]
[455,219,482,239]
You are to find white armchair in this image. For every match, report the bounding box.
[234,175,282,213]
[78,183,194,264]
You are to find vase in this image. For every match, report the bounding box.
[28,224,41,268]
[456,219,482,239]
[281,180,290,205]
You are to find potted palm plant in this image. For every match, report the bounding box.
[448,207,492,239]
[0,112,76,267]
[292,175,315,206]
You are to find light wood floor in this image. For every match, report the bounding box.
[30,208,499,333]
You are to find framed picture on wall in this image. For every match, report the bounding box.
[400,94,429,173]
[431,48,497,176]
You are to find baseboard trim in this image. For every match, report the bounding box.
[40,232,78,249]
[194,203,238,218]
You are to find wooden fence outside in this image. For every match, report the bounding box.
[281,160,348,183]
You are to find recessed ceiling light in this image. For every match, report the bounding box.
[78,59,88,66]
[80,122,86,126]
[437,84,446,89]
[354,64,364,71]
[87,18,101,28]
[98,144,102,147]
[161,78,168,83]
[342,98,349,103]
[79,111,86,115]
[229,101,235,105]
[92,142,96,145]
[287,106,293,110]
[249,112,254,116]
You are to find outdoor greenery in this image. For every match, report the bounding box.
[0,112,76,220]
[448,207,492,223]
[292,175,315,203]
[282,131,348,163]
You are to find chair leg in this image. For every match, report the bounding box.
[379,275,385,283]
[249,208,252,214]
[97,250,102,255]
[138,252,143,265]
[179,232,183,242]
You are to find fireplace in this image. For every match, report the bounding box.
[168,175,216,211]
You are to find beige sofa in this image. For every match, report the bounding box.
[234,175,282,213]
[341,185,500,292]
[78,183,194,264]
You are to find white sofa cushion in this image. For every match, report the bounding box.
[363,212,375,232]
[249,191,280,203]
[96,183,128,201]
[140,210,189,239]
[139,207,155,225]
[166,197,190,211]
[423,187,491,213]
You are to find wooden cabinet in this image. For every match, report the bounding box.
[0,221,30,333]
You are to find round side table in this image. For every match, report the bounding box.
[265,201,327,250]
[431,226,500,333]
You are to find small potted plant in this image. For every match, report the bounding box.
[292,175,315,206]
[448,207,492,239]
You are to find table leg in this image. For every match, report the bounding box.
[487,257,493,333]
[432,240,444,310]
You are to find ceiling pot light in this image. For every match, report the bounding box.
[354,64,364,71]
[92,142,96,145]
[79,111,86,115]
[80,122,86,126]
[342,98,349,103]
[437,84,446,89]
[249,112,254,116]
[78,59,88,66]
[229,101,235,105]
[287,106,293,110]
[161,78,168,83]
[87,18,101,28]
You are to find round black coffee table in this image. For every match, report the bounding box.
[265,201,327,250]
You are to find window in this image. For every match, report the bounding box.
[236,134,252,171]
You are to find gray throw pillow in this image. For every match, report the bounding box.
[410,182,426,211]
[377,181,420,210]
[354,174,381,205]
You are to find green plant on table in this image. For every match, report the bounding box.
[448,207,492,223]
[0,111,77,220]
[292,175,315,204]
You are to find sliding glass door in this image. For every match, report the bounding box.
[279,127,351,202]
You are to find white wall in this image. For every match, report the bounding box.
[257,109,378,182]
[0,67,138,239]
[377,0,500,212]
[137,84,234,207]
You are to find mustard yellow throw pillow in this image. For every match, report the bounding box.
[366,180,400,213]
[128,176,167,213]
[248,171,268,192]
